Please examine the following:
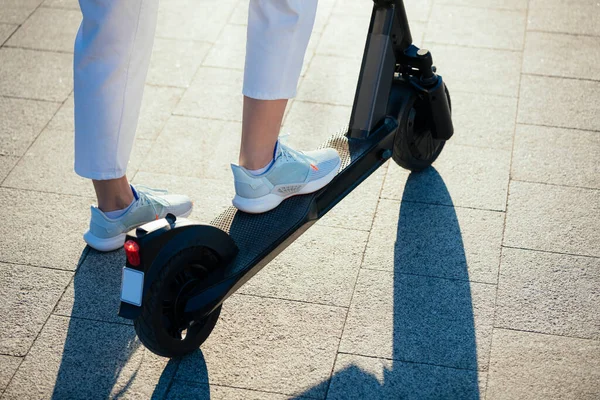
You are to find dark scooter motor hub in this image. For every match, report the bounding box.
[118,0,454,358]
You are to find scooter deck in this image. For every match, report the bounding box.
[208,122,396,283]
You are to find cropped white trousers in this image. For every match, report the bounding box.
[74,0,317,180]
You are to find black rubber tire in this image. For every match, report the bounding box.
[392,84,451,172]
[134,247,222,358]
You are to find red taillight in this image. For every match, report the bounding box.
[124,240,141,266]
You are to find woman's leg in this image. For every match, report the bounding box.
[239,0,318,171]
[74,0,158,211]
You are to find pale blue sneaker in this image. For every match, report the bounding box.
[231,139,341,214]
[83,185,193,252]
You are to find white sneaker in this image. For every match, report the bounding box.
[83,185,193,252]
[231,139,341,214]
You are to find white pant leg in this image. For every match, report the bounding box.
[243,0,318,100]
[74,0,158,180]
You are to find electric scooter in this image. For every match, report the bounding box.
[118,0,454,358]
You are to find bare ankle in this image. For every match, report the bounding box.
[93,176,134,212]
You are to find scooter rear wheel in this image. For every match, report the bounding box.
[134,246,222,358]
[391,83,451,172]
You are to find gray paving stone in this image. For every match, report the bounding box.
[326,353,486,400]
[316,14,371,59]
[42,0,79,9]
[339,268,496,371]
[239,225,368,307]
[486,328,600,400]
[528,0,600,36]
[335,0,432,22]
[3,315,178,399]
[3,127,151,197]
[155,0,236,42]
[519,74,600,132]
[203,24,246,70]
[132,172,234,223]
[166,381,298,400]
[6,7,80,52]
[54,249,133,325]
[422,43,522,98]
[175,67,243,121]
[504,181,600,257]
[176,294,345,398]
[147,38,212,88]
[0,262,72,356]
[437,0,527,10]
[0,188,90,270]
[383,144,511,211]
[426,5,526,51]
[141,116,241,180]
[511,124,600,189]
[0,48,73,102]
[495,248,600,340]
[0,355,21,393]
[136,85,185,140]
[523,31,600,82]
[0,155,18,182]
[0,0,41,24]
[0,96,60,157]
[448,91,518,151]
[297,54,362,106]
[363,199,504,284]
[0,23,17,44]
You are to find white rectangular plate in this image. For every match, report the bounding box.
[121,267,144,307]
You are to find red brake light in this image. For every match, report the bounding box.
[124,240,141,266]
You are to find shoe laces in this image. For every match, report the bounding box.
[278,134,319,170]
[135,185,169,220]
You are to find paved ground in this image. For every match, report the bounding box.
[0,0,599,398]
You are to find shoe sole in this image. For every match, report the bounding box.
[232,159,341,214]
[84,207,193,252]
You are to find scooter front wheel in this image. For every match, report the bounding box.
[133,246,222,358]
[391,83,451,172]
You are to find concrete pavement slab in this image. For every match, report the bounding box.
[0,355,21,393]
[523,31,600,81]
[326,353,486,400]
[339,269,496,371]
[203,24,247,70]
[447,91,518,151]
[363,199,504,284]
[316,14,372,59]
[528,0,600,36]
[337,0,432,23]
[6,7,80,52]
[0,0,41,24]
[140,116,241,180]
[175,67,243,121]
[3,126,151,197]
[426,5,526,51]
[504,181,600,257]
[518,74,600,132]
[0,188,90,270]
[148,39,212,88]
[166,381,297,400]
[3,315,178,399]
[239,225,368,307]
[155,0,236,42]
[297,54,362,106]
[495,248,600,340]
[437,0,528,10]
[176,294,345,398]
[486,328,600,400]
[511,124,600,189]
[136,85,185,140]
[0,155,18,182]
[0,262,72,356]
[0,23,17,44]
[383,144,511,212]
[0,48,72,102]
[42,0,78,9]
[422,43,522,98]
[53,249,134,326]
[0,96,59,157]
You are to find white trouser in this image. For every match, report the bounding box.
[74,0,317,180]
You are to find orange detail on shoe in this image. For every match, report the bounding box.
[155,214,159,220]
[310,164,319,171]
